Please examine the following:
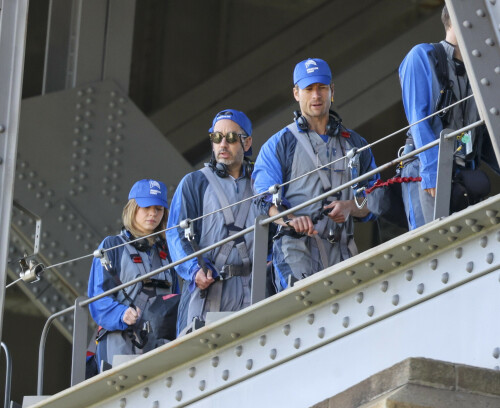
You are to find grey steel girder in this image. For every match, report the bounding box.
[8,80,192,338]
[26,193,500,408]
[446,0,500,164]
[0,0,29,344]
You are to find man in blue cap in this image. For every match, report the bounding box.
[253,58,378,291]
[166,109,259,334]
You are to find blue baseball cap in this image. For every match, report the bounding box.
[209,109,253,156]
[128,179,168,208]
[293,58,332,89]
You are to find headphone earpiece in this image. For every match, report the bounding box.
[121,228,165,252]
[208,157,253,179]
[294,110,342,137]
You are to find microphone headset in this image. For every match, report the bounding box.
[208,156,254,179]
[293,109,343,137]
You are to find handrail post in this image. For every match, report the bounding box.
[251,215,269,305]
[1,342,13,408]
[71,296,89,386]
[434,128,456,220]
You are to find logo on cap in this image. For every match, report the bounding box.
[149,180,161,195]
[305,59,319,74]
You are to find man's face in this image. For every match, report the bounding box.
[212,119,252,169]
[293,82,333,120]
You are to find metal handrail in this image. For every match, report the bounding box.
[2,342,13,408]
[36,119,485,394]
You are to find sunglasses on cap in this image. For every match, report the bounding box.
[209,131,246,144]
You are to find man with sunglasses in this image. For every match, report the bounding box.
[253,58,378,292]
[166,109,259,334]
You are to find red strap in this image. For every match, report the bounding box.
[365,176,422,194]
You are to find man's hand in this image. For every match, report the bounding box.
[324,200,352,223]
[195,268,214,290]
[122,306,141,326]
[424,188,436,198]
[288,215,318,236]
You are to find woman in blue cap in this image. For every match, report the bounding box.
[88,179,179,372]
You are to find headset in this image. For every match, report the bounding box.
[121,228,167,253]
[208,155,254,179]
[293,109,343,137]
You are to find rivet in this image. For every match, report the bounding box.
[188,367,196,378]
[373,269,384,275]
[480,236,488,248]
[222,370,229,381]
[356,292,364,303]
[352,278,361,284]
[346,270,355,276]
[438,229,447,235]
[283,324,291,336]
[466,262,474,273]
[107,380,115,386]
[463,20,472,28]
[490,107,500,116]
[165,377,173,387]
[342,317,350,328]
[307,314,315,325]
[392,295,400,306]
[380,281,389,292]
[486,253,494,264]
[455,248,463,258]
[367,306,374,317]
[392,261,401,267]
[244,359,253,370]
[406,270,413,281]
[448,236,457,242]
[331,303,339,314]
[496,66,500,75]
[465,218,477,226]
[365,262,374,267]
[231,332,240,339]
[208,343,218,350]
[199,380,206,391]
[472,225,483,232]
[493,347,500,359]
[0,125,5,133]
[235,345,243,357]
[441,272,449,284]
[138,375,147,381]
[115,385,124,391]
[294,338,301,349]
[211,357,219,367]
[383,254,393,259]
[472,49,482,58]
[295,295,304,301]
[259,335,266,346]
[211,333,220,339]
[486,209,498,218]
[402,245,411,251]
[300,290,309,297]
[317,327,325,338]
[119,398,126,408]
[428,245,438,251]
[269,348,277,360]
[142,387,149,398]
[330,288,339,295]
[481,78,491,86]
[417,283,424,295]
[303,300,312,306]
[323,280,332,286]
[152,402,159,408]
[175,391,182,401]
[430,259,438,270]
[476,9,486,17]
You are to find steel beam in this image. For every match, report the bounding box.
[446,0,500,165]
[26,193,500,408]
[0,0,29,343]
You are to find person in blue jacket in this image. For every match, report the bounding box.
[253,58,378,292]
[88,179,179,371]
[166,109,259,334]
[399,5,492,229]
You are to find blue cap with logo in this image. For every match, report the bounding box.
[209,109,253,156]
[128,179,168,208]
[293,58,332,89]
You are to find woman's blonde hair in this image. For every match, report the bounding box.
[122,199,168,244]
